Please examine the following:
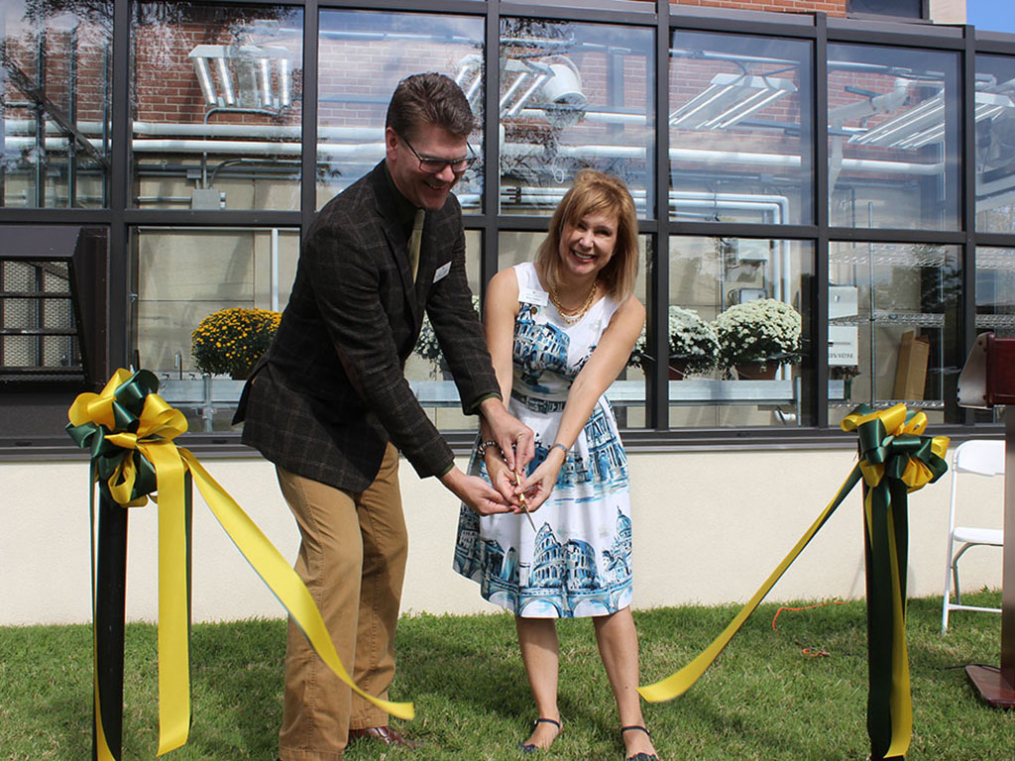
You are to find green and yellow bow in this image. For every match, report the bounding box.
[638,403,948,760]
[68,369,413,760]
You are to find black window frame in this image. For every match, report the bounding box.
[1,0,1013,460]
[846,0,929,22]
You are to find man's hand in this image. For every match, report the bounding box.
[440,465,519,516]
[484,450,525,506]
[479,399,534,472]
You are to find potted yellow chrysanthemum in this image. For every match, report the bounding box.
[191,307,281,380]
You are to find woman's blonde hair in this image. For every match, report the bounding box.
[535,169,639,301]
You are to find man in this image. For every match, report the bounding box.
[235,72,533,760]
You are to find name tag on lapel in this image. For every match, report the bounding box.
[433,261,452,283]
[518,286,548,307]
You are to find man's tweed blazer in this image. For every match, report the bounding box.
[236,161,500,492]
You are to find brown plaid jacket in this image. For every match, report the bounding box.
[236,162,499,492]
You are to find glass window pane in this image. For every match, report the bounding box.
[973,246,1015,423]
[669,31,813,225]
[406,229,481,434]
[317,11,484,211]
[2,1,113,208]
[847,0,923,19]
[828,44,960,231]
[977,247,1015,338]
[497,230,650,430]
[974,54,1015,234]
[499,18,654,218]
[131,4,303,211]
[131,227,300,432]
[668,237,813,429]
[828,241,962,427]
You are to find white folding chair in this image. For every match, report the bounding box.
[941,439,1005,633]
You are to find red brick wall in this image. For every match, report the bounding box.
[675,0,847,16]
[3,22,110,125]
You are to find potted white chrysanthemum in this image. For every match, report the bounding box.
[713,298,801,379]
[628,305,719,378]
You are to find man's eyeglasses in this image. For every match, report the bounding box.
[400,134,477,175]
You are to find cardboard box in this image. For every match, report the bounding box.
[893,330,930,400]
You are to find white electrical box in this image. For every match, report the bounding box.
[829,285,858,319]
[735,288,768,303]
[734,239,770,264]
[829,325,859,366]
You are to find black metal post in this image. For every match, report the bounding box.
[863,504,905,761]
[92,493,128,761]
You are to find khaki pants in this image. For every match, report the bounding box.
[276,444,407,761]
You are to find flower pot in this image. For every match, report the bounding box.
[734,361,779,380]
[667,358,689,380]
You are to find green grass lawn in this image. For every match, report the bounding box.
[1,591,1012,760]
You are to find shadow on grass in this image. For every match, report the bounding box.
[184,619,286,759]
[395,614,533,719]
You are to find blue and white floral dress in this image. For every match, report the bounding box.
[453,262,633,618]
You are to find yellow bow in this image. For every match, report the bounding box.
[639,402,950,761]
[69,370,413,759]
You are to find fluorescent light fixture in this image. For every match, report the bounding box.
[455,54,484,112]
[669,73,797,130]
[849,91,1014,150]
[189,44,294,110]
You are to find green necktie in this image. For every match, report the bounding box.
[408,209,424,282]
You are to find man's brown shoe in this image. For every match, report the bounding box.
[348,726,420,749]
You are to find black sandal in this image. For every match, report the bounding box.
[621,725,659,761]
[519,717,563,754]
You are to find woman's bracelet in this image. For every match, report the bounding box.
[549,442,568,458]
[476,440,500,459]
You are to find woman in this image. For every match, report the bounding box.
[453,170,658,761]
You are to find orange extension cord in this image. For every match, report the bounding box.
[770,600,845,657]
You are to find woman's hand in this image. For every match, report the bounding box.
[519,447,566,512]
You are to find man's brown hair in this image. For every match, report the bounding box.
[386,72,475,140]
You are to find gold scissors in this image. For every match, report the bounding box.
[515,470,537,531]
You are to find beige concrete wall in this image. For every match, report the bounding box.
[930,0,965,25]
[0,445,1003,626]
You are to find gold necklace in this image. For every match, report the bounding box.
[549,280,598,326]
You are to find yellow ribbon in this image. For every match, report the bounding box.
[639,403,948,760]
[636,469,861,703]
[70,370,413,759]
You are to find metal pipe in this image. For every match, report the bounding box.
[270,228,279,312]
[2,126,947,177]
[193,57,217,106]
[278,58,291,107]
[69,23,79,208]
[34,27,47,207]
[507,73,550,118]
[499,72,531,116]
[258,58,272,108]
[518,108,648,125]
[214,56,235,106]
